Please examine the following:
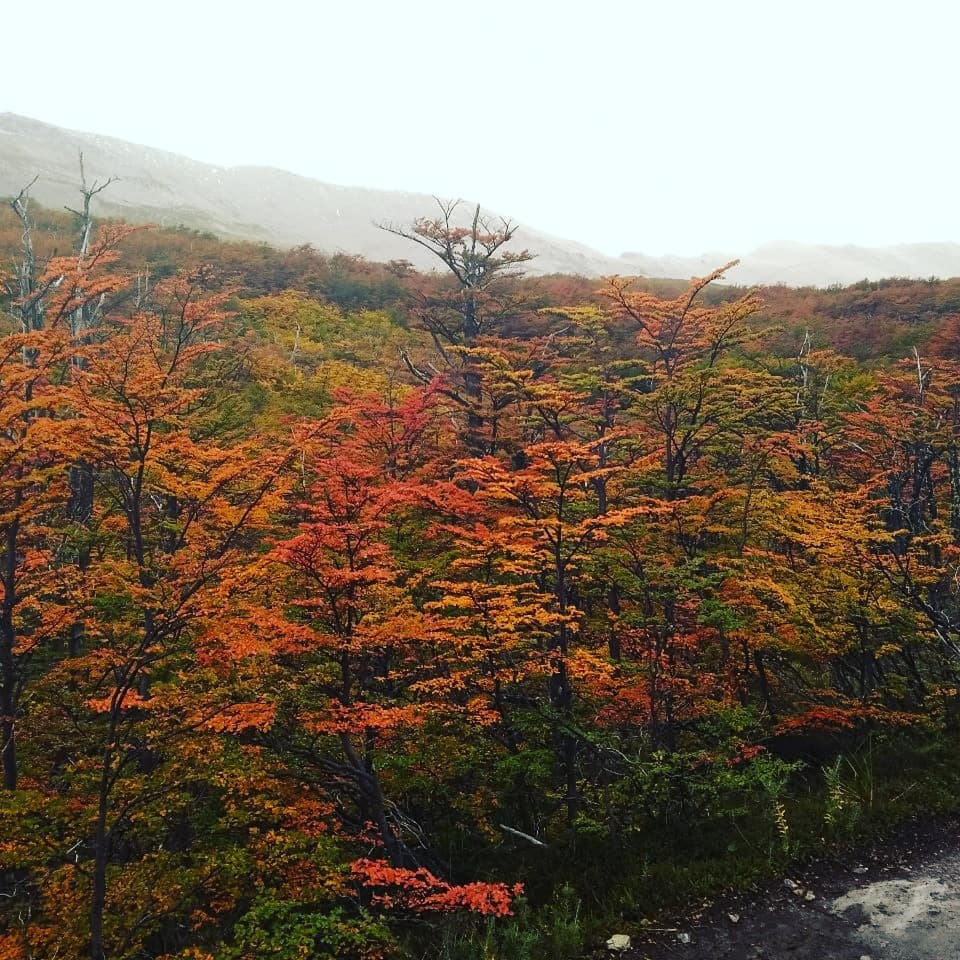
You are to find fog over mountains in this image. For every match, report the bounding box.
[1,112,957,287]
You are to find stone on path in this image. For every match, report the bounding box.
[605,933,631,952]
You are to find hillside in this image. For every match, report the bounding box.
[2,112,959,286]
[0,112,628,277]
[5,162,960,960]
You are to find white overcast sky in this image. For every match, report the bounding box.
[2,0,957,256]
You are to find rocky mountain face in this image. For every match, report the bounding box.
[1,112,957,286]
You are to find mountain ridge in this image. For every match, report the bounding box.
[1,112,958,287]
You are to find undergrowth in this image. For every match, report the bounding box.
[405,730,960,959]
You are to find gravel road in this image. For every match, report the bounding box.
[629,819,960,959]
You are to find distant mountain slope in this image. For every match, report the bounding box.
[621,241,960,288]
[0,113,630,277]
[1,113,958,286]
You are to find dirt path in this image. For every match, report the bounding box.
[627,818,960,959]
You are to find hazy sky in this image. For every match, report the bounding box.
[2,0,957,256]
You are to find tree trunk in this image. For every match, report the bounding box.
[0,518,19,790]
[90,728,116,960]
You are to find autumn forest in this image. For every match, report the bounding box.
[3,189,960,960]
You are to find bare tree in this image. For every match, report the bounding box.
[66,152,118,339]
[4,177,62,342]
[65,155,118,543]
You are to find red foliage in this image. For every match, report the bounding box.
[350,859,522,917]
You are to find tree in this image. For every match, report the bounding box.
[12,274,287,960]
[601,263,762,495]
[381,199,534,450]
[0,324,74,789]
[266,386,468,867]
[0,214,128,790]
